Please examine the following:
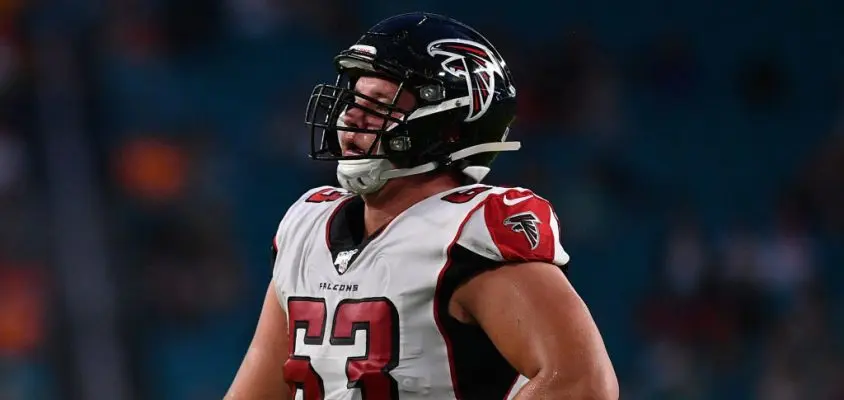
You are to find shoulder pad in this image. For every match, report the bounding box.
[457,187,569,266]
[271,186,352,259]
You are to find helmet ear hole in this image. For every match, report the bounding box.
[444,126,461,143]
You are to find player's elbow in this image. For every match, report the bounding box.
[576,372,619,400]
[541,366,619,400]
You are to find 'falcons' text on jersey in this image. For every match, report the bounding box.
[271,184,570,399]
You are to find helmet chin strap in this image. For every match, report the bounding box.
[337,141,521,194]
[335,115,393,194]
[336,158,392,194]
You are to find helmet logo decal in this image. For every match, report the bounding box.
[428,38,505,122]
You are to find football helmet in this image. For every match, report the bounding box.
[305,12,520,194]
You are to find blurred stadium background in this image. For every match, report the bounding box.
[1,0,843,399]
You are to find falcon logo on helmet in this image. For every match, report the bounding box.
[504,211,541,250]
[428,39,506,122]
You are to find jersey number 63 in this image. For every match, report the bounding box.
[284,297,400,399]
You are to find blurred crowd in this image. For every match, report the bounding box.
[1,0,843,399]
[1,1,54,398]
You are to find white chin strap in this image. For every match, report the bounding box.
[336,141,521,194]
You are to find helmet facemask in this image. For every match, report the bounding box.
[306,67,423,194]
[306,66,419,161]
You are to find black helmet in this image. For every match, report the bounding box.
[306,12,520,184]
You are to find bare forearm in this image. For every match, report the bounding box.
[513,370,618,400]
[227,283,290,399]
[225,345,291,399]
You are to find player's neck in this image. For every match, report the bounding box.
[361,173,462,236]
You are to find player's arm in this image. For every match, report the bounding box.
[451,262,618,399]
[225,282,291,400]
[451,189,617,399]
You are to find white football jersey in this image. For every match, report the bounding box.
[272,184,570,400]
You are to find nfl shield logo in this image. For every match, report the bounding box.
[334,249,358,274]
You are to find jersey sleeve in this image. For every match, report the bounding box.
[456,188,570,267]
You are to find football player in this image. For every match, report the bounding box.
[226,12,617,400]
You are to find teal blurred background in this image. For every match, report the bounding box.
[0,0,843,399]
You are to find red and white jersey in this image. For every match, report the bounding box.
[272,184,569,400]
